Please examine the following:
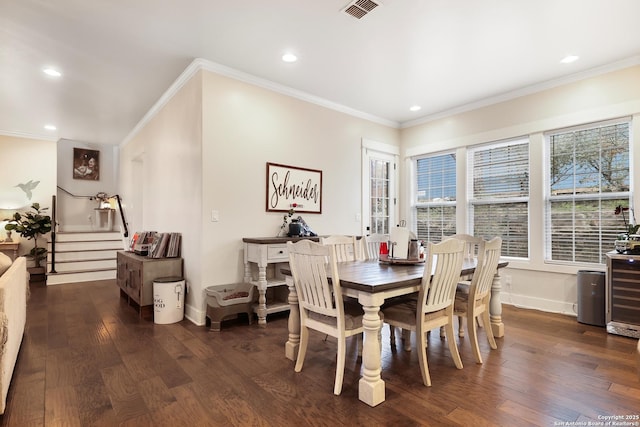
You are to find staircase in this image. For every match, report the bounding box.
[46,231,125,285]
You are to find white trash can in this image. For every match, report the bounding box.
[153,276,185,324]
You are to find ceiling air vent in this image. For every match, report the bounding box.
[342,0,381,20]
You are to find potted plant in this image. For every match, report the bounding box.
[3,203,52,267]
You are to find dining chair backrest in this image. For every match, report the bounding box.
[469,237,502,300]
[287,240,344,322]
[418,238,465,315]
[320,235,358,262]
[449,234,483,261]
[363,233,389,260]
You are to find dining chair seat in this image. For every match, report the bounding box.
[307,301,365,330]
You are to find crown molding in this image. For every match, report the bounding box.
[121,57,399,147]
[400,55,640,129]
[0,130,58,142]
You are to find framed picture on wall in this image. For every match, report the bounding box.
[266,162,322,213]
[73,148,100,181]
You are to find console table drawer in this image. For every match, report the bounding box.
[267,245,288,261]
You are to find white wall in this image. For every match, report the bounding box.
[198,70,399,323]
[56,139,119,231]
[0,135,57,256]
[120,65,400,324]
[120,71,203,323]
[400,65,640,315]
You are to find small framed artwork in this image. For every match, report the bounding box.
[266,162,322,213]
[73,148,100,180]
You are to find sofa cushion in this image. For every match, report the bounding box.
[0,253,11,276]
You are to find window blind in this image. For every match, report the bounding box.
[546,119,631,264]
[414,153,456,243]
[468,138,529,258]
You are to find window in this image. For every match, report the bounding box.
[546,119,631,264]
[468,138,529,258]
[414,152,456,243]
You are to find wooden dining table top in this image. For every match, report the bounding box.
[281,258,509,294]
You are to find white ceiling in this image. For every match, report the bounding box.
[2,0,640,146]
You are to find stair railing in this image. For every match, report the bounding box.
[55,185,130,236]
[50,194,57,274]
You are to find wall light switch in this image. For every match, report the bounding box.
[355,213,361,222]
[211,210,219,222]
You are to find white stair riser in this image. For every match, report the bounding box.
[53,232,122,242]
[48,259,116,273]
[49,241,123,251]
[47,270,116,285]
[46,231,122,285]
[48,250,118,262]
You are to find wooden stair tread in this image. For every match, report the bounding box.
[48,267,116,275]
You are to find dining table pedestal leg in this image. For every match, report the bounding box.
[358,299,385,407]
[285,276,300,361]
[490,270,504,338]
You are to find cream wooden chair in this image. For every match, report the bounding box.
[381,238,465,387]
[287,240,365,395]
[450,233,483,267]
[453,237,502,364]
[320,235,358,262]
[446,234,484,337]
[363,233,389,260]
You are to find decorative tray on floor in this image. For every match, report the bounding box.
[378,256,425,265]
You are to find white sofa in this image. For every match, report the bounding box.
[0,255,27,414]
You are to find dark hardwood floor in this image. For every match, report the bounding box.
[1,280,638,426]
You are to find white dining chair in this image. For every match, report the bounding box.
[320,235,358,262]
[363,233,389,260]
[381,238,465,387]
[287,240,366,395]
[444,234,484,337]
[453,237,502,364]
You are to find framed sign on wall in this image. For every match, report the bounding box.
[266,162,322,213]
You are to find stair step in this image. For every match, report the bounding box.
[47,269,116,285]
[49,241,124,251]
[48,258,115,272]
[53,231,122,242]
[48,249,119,262]
[45,230,123,285]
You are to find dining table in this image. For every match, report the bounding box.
[281,257,508,407]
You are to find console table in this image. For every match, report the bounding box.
[0,242,19,261]
[116,251,183,319]
[243,236,319,326]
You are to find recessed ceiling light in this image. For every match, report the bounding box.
[44,124,57,131]
[43,67,62,77]
[282,53,298,63]
[409,105,421,112]
[560,55,579,64]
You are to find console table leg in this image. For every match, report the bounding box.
[285,276,300,361]
[256,266,268,327]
